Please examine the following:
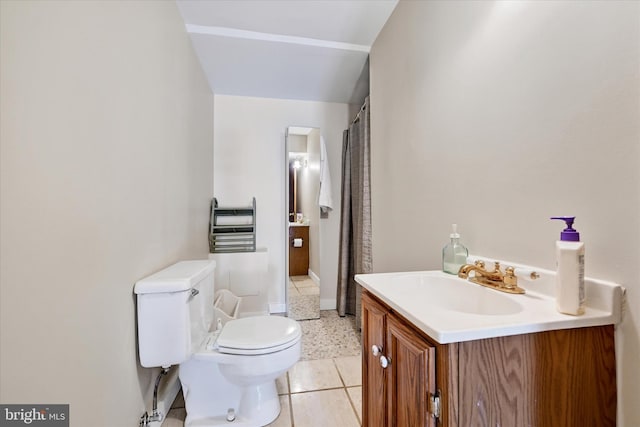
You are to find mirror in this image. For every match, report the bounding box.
[286,126,321,320]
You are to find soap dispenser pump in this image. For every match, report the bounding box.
[550,216,585,315]
[442,224,469,275]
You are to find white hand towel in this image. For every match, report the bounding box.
[318,136,333,213]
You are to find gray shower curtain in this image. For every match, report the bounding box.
[337,96,372,330]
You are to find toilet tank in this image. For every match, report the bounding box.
[208,248,269,316]
[134,260,216,368]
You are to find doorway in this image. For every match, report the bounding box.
[286,126,320,320]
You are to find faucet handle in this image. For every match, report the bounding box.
[503,266,529,295]
[503,266,518,289]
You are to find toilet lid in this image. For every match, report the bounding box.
[217,316,301,355]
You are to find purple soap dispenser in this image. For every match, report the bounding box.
[550,216,585,315]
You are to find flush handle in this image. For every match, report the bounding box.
[190,288,199,297]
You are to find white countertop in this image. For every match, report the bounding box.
[355,259,624,344]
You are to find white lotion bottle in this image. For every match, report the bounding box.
[550,216,585,315]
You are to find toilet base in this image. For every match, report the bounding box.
[237,381,280,425]
[184,413,277,427]
[179,358,281,427]
[183,384,280,427]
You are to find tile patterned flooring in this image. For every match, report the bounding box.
[298,310,361,361]
[288,276,320,321]
[164,310,362,426]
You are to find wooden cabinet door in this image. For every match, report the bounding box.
[386,313,437,427]
[288,226,309,276]
[362,291,388,427]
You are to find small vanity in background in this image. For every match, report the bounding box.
[356,259,624,427]
[289,223,309,276]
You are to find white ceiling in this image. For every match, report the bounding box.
[176,0,398,105]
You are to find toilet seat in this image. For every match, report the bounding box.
[216,316,301,355]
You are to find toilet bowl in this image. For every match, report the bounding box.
[182,316,301,427]
[135,260,301,427]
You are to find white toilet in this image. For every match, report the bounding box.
[135,260,301,427]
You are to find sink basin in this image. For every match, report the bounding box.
[355,264,623,344]
[392,273,523,315]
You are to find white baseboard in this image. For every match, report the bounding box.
[239,310,269,318]
[271,300,334,313]
[269,303,287,314]
[320,298,336,310]
[308,269,320,286]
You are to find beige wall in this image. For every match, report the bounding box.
[370,1,639,424]
[0,1,213,426]
[213,95,349,311]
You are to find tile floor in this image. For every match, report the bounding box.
[164,310,362,427]
[288,276,320,321]
[288,276,320,296]
[298,310,361,361]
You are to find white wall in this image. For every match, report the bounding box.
[299,129,321,277]
[0,1,213,426]
[213,95,349,311]
[370,1,639,424]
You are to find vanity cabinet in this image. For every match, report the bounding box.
[362,289,617,427]
[288,225,309,276]
[362,291,438,427]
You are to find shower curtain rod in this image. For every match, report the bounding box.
[350,102,367,126]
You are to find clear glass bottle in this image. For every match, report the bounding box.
[442,224,469,275]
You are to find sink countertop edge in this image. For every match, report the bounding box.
[355,269,623,345]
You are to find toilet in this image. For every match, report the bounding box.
[135,260,301,427]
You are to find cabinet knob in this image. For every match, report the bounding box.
[380,355,390,369]
[371,345,382,356]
